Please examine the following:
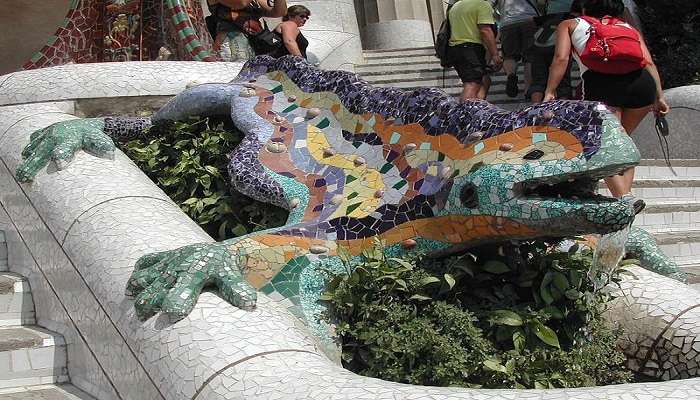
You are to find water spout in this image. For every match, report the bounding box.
[590,225,631,291]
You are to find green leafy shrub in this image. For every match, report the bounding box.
[323,240,632,389]
[635,0,700,88]
[118,117,287,240]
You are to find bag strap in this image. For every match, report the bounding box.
[524,0,542,16]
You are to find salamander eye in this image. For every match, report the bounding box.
[460,182,479,208]
[523,149,545,160]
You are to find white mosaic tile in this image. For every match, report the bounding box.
[2,62,700,399]
[0,63,245,107]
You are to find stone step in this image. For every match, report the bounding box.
[599,178,700,200]
[0,230,7,272]
[0,273,35,327]
[0,384,95,399]
[360,65,581,81]
[362,54,443,65]
[645,227,700,266]
[0,326,68,389]
[633,198,700,231]
[633,160,700,179]
[363,46,435,58]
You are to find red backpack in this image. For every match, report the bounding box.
[578,16,647,74]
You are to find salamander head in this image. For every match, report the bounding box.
[441,105,639,244]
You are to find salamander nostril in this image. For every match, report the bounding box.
[460,182,479,208]
[523,149,545,160]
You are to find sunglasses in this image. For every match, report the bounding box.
[297,14,310,19]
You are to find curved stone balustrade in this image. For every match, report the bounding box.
[2,62,700,399]
[633,85,700,159]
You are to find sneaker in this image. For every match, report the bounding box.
[621,194,646,215]
[506,74,519,98]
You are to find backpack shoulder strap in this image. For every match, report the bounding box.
[524,0,542,16]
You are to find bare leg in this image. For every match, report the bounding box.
[618,106,654,192]
[460,82,482,102]
[523,62,532,96]
[503,58,517,78]
[478,75,492,100]
[531,91,544,103]
[603,106,651,196]
[603,108,628,197]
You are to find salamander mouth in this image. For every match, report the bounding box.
[521,177,611,202]
[516,168,628,204]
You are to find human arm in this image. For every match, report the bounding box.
[544,20,574,101]
[478,25,502,69]
[278,21,302,57]
[639,36,669,114]
[477,3,502,69]
[213,0,287,18]
[258,0,287,18]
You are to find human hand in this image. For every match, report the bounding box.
[543,92,556,102]
[654,96,670,115]
[489,55,503,72]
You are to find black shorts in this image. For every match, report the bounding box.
[448,43,487,83]
[582,68,656,109]
[500,20,537,62]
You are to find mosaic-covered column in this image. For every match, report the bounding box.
[285,0,364,71]
[22,0,215,70]
[355,0,445,50]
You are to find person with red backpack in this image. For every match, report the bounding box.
[543,0,668,211]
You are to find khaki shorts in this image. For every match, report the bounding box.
[500,19,537,62]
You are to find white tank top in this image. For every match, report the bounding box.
[570,18,591,76]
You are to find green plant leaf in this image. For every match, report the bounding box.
[318,293,333,301]
[552,272,570,292]
[388,257,414,271]
[540,285,554,305]
[530,321,560,349]
[512,329,526,353]
[542,305,564,319]
[565,289,582,300]
[420,276,441,286]
[444,273,456,289]
[481,260,510,274]
[483,359,508,373]
[409,294,432,301]
[491,310,523,326]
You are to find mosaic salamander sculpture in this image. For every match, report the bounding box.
[15,56,682,344]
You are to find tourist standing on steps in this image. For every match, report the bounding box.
[543,0,669,213]
[492,0,539,99]
[208,0,288,61]
[527,0,575,103]
[447,0,503,102]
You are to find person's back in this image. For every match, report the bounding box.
[545,0,575,15]
[495,0,539,26]
[493,0,540,97]
[448,0,494,46]
[446,0,501,102]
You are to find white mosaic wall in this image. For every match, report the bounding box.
[2,62,700,399]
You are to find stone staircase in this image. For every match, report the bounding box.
[0,232,94,399]
[358,46,581,109]
[619,160,700,281]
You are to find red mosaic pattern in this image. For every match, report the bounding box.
[23,0,215,70]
